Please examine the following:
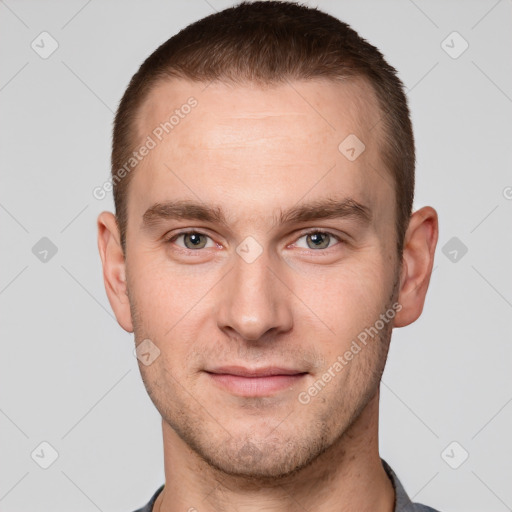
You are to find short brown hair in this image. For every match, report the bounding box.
[112,0,415,254]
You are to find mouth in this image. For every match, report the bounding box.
[204,366,308,397]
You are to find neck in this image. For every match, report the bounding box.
[155,389,394,512]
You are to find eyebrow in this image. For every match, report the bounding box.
[278,197,371,226]
[142,200,228,229]
[141,197,372,230]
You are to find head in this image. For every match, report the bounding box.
[98,1,438,481]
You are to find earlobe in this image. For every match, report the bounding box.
[394,206,439,328]
[97,211,134,333]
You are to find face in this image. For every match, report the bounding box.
[115,78,402,478]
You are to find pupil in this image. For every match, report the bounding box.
[308,232,329,249]
[184,232,206,249]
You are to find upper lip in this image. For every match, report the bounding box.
[205,366,307,377]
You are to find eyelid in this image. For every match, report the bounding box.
[290,228,344,249]
[161,231,215,256]
[164,226,213,237]
[294,227,343,239]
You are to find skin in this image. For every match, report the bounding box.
[98,77,438,512]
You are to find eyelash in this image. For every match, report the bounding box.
[164,229,344,253]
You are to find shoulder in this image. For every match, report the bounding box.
[381,459,443,512]
[131,484,164,512]
[407,505,442,512]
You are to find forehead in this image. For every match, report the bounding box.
[137,77,381,147]
[129,77,392,227]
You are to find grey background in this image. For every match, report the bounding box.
[1,0,511,511]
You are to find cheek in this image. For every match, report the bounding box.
[290,257,391,343]
[127,256,221,365]
[128,253,201,314]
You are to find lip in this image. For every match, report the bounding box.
[205,366,308,397]
[207,365,305,377]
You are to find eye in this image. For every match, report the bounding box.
[294,231,341,250]
[169,231,216,250]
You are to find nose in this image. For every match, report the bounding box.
[215,249,294,342]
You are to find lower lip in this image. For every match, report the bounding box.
[206,372,307,397]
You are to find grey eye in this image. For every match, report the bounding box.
[305,232,332,249]
[182,232,209,249]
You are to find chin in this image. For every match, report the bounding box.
[204,450,307,482]
[193,431,332,484]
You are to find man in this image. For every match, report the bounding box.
[97,1,440,510]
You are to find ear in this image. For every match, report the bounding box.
[97,211,133,333]
[394,206,439,328]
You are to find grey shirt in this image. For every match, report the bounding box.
[132,458,441,511]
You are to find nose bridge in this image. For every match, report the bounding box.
[217,247,292,341]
